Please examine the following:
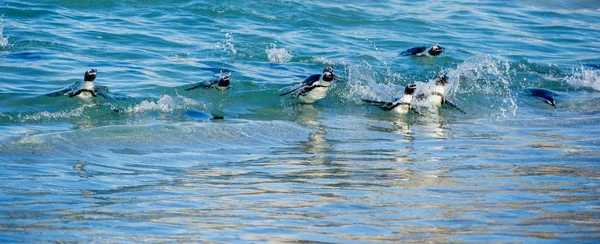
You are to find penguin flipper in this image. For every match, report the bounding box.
[302,74,322,85]
[361,98,386,105]
[46,87,71,97]
[184,84,202,91]
[362,99,399,111]
[278,83,304,96]
[185,81,214,91]
[97,92,111,100]
[443,100,467,114]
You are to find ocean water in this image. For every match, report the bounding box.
[1,0,600,242]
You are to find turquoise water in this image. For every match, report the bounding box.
[1,0,600,242]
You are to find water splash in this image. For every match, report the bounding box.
[338,61,401,104]
[0,14,8,47]
[265,44,292,64]
[364,38,391,75]
[444,55,519,118]
[124,95,205,114]
[212,31,237,56]
[565,65,600,91]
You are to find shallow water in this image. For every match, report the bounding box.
[1,0,600,242]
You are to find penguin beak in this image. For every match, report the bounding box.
[545,99,557,109]
[431,46,444,55]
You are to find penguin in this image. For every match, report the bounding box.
[278,67,336,103]
[414,75,466,114]
[401,45,444,57]
[361,83,417,115]
[185,75,231,91]
[525,87,557,108]
[47,69,102,98]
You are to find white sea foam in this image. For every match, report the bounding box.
[443,55,518,118]
[125,95,204,114]
[342,61,387,103]
[17,106,87,121]
[212,31,237,56]
[565,66,600,91]
[265,44,292,64]
[0,15,8,47]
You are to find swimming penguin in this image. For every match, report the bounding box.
[401,45,444,57]
[185,75,231,91]
[47,69,101,98]
[278,67,336,103]
[414,75,466,114]
[525,87,557,108]
[361,83,417,115]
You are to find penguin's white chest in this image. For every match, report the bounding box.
[391,95,413,114]
[427,95,443,107]
[426,86,445,107]
[297,83,329,103]
[76,81,95,98]
[420,51,433,57]
[391,104,410,115]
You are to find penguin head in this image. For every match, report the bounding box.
[404,83,417,95]
[321,66,335,82]
[428,45,444,56]
[545,97,557,108]
[217,75,231,88]
[435,75,448,86]
[84,69,97,82]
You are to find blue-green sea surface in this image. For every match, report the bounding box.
[1,0,600,242]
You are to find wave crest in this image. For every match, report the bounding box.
[565,66,600,91]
